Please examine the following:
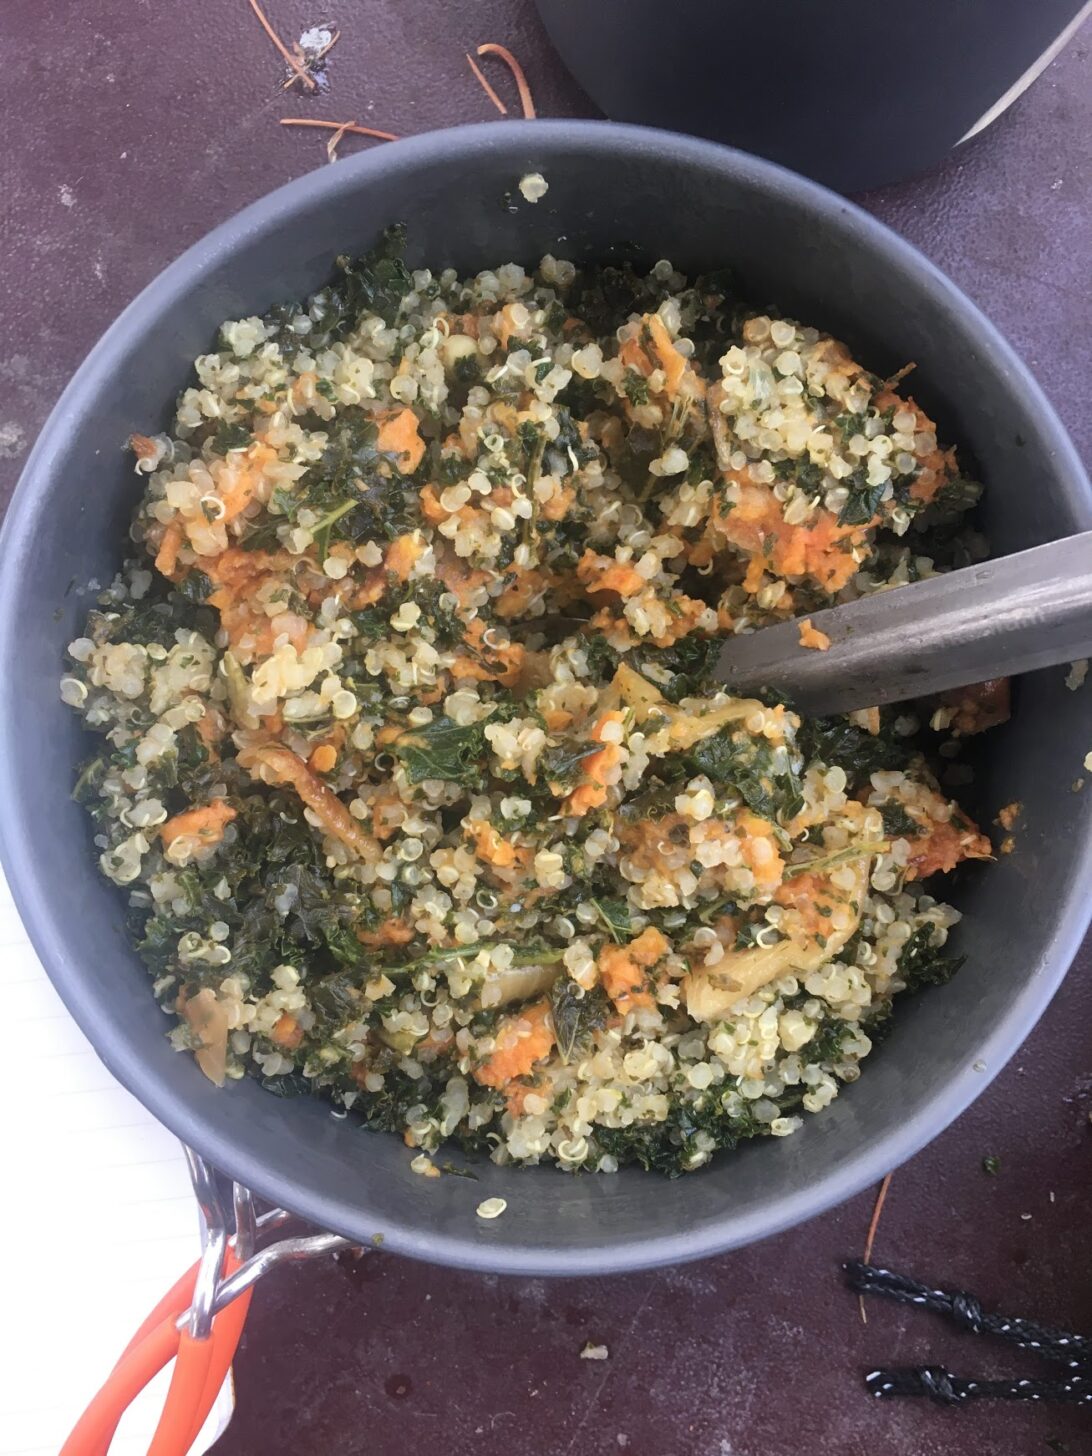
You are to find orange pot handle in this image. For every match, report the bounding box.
[60,1246,249,1456]
[58,1150,352,1456]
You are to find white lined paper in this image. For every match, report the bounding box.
[0,875,234,1455]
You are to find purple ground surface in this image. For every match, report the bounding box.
[3,4,1089,1452]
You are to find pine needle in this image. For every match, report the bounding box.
[247,0,317,91]
[859,1172,893,1325]
[476,43,536,119]
[465,51,508,115]
[883,362,917,390]
[279,117,400,157]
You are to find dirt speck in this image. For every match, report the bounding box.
[0,422,27,459]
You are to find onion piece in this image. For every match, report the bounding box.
[614,661,761,749]
[180,987,229,1086]
[684,853,871,1022]
[478,961,561,1008]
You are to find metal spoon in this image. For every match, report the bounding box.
[510,532,1092,716]
[715,531,1092,715]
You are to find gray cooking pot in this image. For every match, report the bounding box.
[1,122,1089,1275]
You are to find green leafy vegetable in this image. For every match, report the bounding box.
[632,634,722,704]
[144,724,212,799]
[622,371,650,406]
[794,459,825,495]
[393,714,494,788]
[782,842,886,880]
[348,578,464,651]
[319,226,413,331]
[549,980,611,1063]
[591,898,632,944]
[265,408,425,550]
[212,420,252,453]
[679,728,803,825]
[261,227,412,359]
[539,739,601,791]
[934,474,982,516]
[838,469,887,526]
[439,1161,480,1180]
[593,1090,775,1176]
[806,1016,851,1064]
[695,895,737,926]
[260,1070,314,1098]
[879,802,920,839]
[580,634,620,680]
[388,878,413,917]
[551,406,598,472]
[311,498,361,561]
[310,969,365,1023]
[177,570,213,604]
[832,410,868,441]
[72,754,107,805]
[129,783,370,994]
[896,924,965,993]
[85,588,215,651]
[569,261,676,338]
[797,714,912,792]
[451,354,481,387]
[380,940,566,978]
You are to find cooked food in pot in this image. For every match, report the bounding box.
[60,234,995,1174]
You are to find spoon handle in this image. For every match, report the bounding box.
[713,531,1092,716]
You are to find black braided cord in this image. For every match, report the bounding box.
[845,1261,1092,1369]
[864,1367,1092,1406]
[845,1261,1092,1406]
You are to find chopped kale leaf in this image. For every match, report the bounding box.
[838,469,887,526]
[879,802,920,839]
[539,739,601,791]
[633,634,722,703]
[797,714,912,793]
[622,371,650,406]
[896,924,965,993]
[678,728,804,824]
[177,569,213,604]
[212,420,252,454]
[550,980,611,1063]
[581,634,621,681]
[591,897,632,943]
[593,1091,774,1176]
[393,714,495,788]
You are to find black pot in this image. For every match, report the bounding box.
[1,122,1089,1274]
[534,0,1092,192]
